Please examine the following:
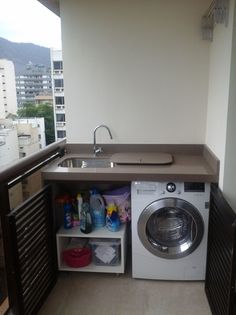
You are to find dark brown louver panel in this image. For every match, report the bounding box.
[205,184,236,315]
[7,186,57,315]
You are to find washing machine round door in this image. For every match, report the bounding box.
[137,198,204,259]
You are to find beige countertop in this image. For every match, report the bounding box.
[42,144,219,183]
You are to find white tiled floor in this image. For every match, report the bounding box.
[39,259,212,315]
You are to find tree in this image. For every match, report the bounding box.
[17,103,55,145]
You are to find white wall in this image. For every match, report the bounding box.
[205,0,235,188]
[60,0,210,144]
[222,2,236,210]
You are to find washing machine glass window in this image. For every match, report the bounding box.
[138,198,204,259]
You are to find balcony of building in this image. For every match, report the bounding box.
[1,0,236,314]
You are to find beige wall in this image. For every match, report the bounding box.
[60,0,210,144]
[205,0,235,187]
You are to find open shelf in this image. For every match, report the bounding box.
[56,224,127,274]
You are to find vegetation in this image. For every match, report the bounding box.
[17,103,55,145]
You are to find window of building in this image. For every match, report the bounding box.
[54,79,64,88]
[56,113,65,122]
[20,152,26,158]
[57,130,66,138]
[56,105,65,110]
[55,96,64,105]
[53,61,63,70]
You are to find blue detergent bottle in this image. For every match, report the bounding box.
[90,189,105,228]
[106,203,120,232]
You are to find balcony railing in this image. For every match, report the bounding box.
[53,70,63,74]
[56,122,66,127]
[54,87,64,92]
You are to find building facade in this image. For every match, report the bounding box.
[15,120,43,200]
[14,117,46,149]
[0,119,23,210]
[0,119,19,167]
[0,59,17,118]
[16,122,41,158]
[50,49,66,140]
[35,94,53,105]
[15,63,52,107]
[0,112,45,212]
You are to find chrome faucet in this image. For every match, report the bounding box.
[93,125,113,156]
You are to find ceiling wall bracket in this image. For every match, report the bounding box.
[201,0,229,41]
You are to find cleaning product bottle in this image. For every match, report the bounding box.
[70,196,78,227]
[106,203,120,232]
[63,199,73,229]
[90,189,105,228]
[80,202,92,234]
[76,193,83,220]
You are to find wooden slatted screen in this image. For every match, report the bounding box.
[205,184,236,315]
[7,185,57,315]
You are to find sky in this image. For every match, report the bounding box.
[0,0,61,48]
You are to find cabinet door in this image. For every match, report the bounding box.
[205,184,236,315]
[6,185,57,315]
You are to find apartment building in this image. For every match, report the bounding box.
[0,118,43,212]
[15,63,52,106]
[0,119,23,211]
[50,49,66,140]
[0,119,19,167]
[16,122,41,158]
[14,117,46,149]
[35,94,53,105]
[15,120,43,200]
[0,59,17,118]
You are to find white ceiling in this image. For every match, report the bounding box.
[37,0,60,16]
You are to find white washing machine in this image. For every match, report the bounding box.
[131,181,210,280]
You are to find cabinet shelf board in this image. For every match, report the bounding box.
[57,224,126,239]
[59,262,123,273]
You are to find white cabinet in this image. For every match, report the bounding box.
[56,224,127,274]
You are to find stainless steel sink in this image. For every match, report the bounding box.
[58,157,114,168]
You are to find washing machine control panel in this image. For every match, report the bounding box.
[166,182,176,193]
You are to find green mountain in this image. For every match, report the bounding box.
[0,37,50,74]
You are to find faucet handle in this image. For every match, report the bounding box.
[95,147,103,155]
